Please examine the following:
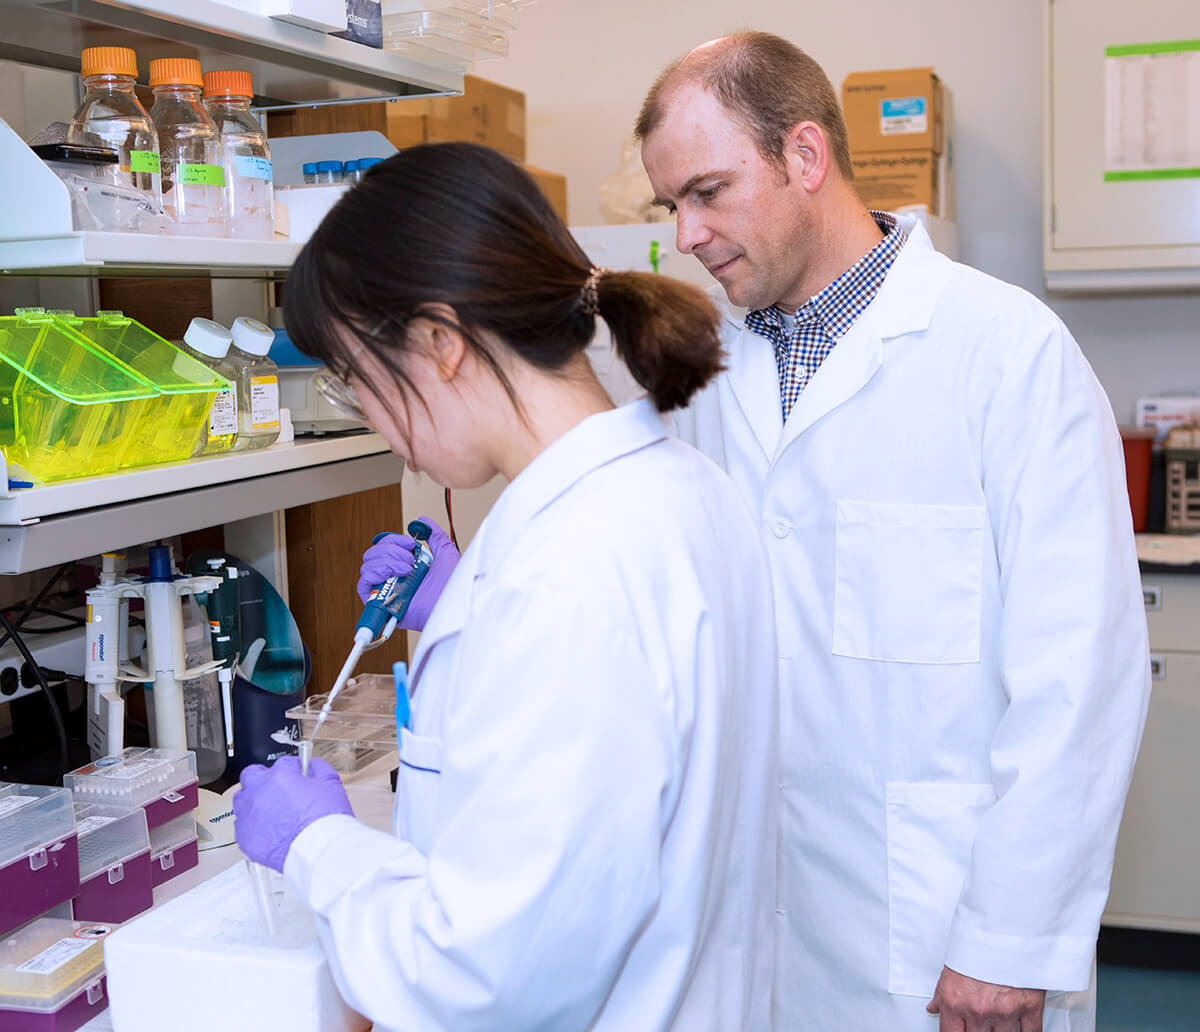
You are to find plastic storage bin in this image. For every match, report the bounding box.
[148,813,198,889]
[381,9,509,61]
[72,802,152,924]
[0,918,111,1032]
[64,748,198,831]
[286,673,397,773]
[104,862,368,1032]
[0,783,80,937]
[0,309,158,482]
[53,310,232,462]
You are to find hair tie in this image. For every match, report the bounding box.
[579,266,609,316]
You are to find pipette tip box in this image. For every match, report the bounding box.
[148,813,198,890]
[63,748,198,831]
[0,917,111,1032]
[72,802,152,924]
[0,783,80,938]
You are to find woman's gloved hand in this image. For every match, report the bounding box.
[233,755,354,872]
[355,516,460,631]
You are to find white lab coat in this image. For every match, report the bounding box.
[285,399,779,1031]
[674,217,1150,1031]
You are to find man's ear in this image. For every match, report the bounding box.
[784,120,831,195]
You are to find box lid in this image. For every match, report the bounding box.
[64,748,197,809]
[74,802,151,881]
[0,917,110,1013]
[0,783,76,868]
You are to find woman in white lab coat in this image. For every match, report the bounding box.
[232,142,778,1032]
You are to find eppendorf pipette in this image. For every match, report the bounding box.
[300,519,434,775]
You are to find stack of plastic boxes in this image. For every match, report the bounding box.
[64,749,199,891]
[0,781,111,1030]
[380,0,533,67]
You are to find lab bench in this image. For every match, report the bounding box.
[1104,535,1200,934]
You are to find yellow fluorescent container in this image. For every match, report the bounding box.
[53,309,234,460]
[0,309,158,482]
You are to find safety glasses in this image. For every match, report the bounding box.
[315,371,367,421]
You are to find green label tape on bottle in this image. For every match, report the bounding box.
[129,150,161,175]
[178,163,226,187]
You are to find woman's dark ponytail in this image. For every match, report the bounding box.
[592,271,725,412]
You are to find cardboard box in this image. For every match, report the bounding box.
[1136,397,1200,444]
[850,150,939,216]
[268,75,526,161]
[842,67,944,154]
[524,165,567,221]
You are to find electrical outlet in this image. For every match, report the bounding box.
[0,624,87,705]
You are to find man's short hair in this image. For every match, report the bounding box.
[635,31,854,182]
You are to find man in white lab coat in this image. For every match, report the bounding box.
[637,31,1151,1032]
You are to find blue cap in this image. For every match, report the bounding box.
[302,162,317,174]
[343,159,358,173]
[147,545,174,582]
[357,157,384,171]
[316,160,342,172]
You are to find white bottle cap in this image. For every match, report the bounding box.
[184,317,233,359]
[231,316,275,357]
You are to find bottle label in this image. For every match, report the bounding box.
[178,163,226,187]
[250,375,280,429]
[209,389,238,436]
[233,155,273,182]
[129,150,161,174]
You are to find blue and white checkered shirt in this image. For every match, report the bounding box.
[745,211,906,421]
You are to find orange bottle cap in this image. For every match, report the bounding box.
[81,46,138,79]
[202,69,254,99]
[148,57,203,88]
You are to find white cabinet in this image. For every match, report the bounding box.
[1105,570,1200,932]
[1043,0,1200,293]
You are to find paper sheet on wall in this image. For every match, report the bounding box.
[1104,39,1200,181]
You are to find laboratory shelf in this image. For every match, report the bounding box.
[0,432,404,573]
[0,229,303,278]
[0,0,462,109]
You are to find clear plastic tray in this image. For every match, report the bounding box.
[382,9,509,61]
[285,673,397,773]
[0,783,75,869]
[381,0,523,29]
[64,748,197,812]
[0,917,110,1016]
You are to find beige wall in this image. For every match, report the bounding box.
[485,0,1200,424]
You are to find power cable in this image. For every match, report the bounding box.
[0,606,69,783]
[0,562,73,650]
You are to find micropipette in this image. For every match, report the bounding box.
[302,520,434,771]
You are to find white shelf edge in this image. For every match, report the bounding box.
[0,432,394,526]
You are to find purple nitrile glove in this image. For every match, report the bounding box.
[233,755,353,872]
[355,516,460,632]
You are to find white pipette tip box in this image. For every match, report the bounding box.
[63,748,198,831]
[147,813,198,890]
[0,782,80,938]
[72,801,153,924]
[0,917,112,1032]
[103,862,369,1032]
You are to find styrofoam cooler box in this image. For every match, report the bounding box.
[148,814,198,889]
[0,917,112,1032]
[0,783,80,937]
[64,748,198,830]
[72,802,152,923]
[104,862,369,1032]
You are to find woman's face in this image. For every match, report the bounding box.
[348,321,500,490]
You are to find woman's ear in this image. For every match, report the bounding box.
[410,303,467,382]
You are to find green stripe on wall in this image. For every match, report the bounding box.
[1106,39,1200,57]
[1104,168,1200,182]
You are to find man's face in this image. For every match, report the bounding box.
[642,84,812,312]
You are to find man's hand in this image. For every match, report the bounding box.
[927,966,1046,1032]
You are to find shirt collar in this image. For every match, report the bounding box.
[748,211,904,342]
